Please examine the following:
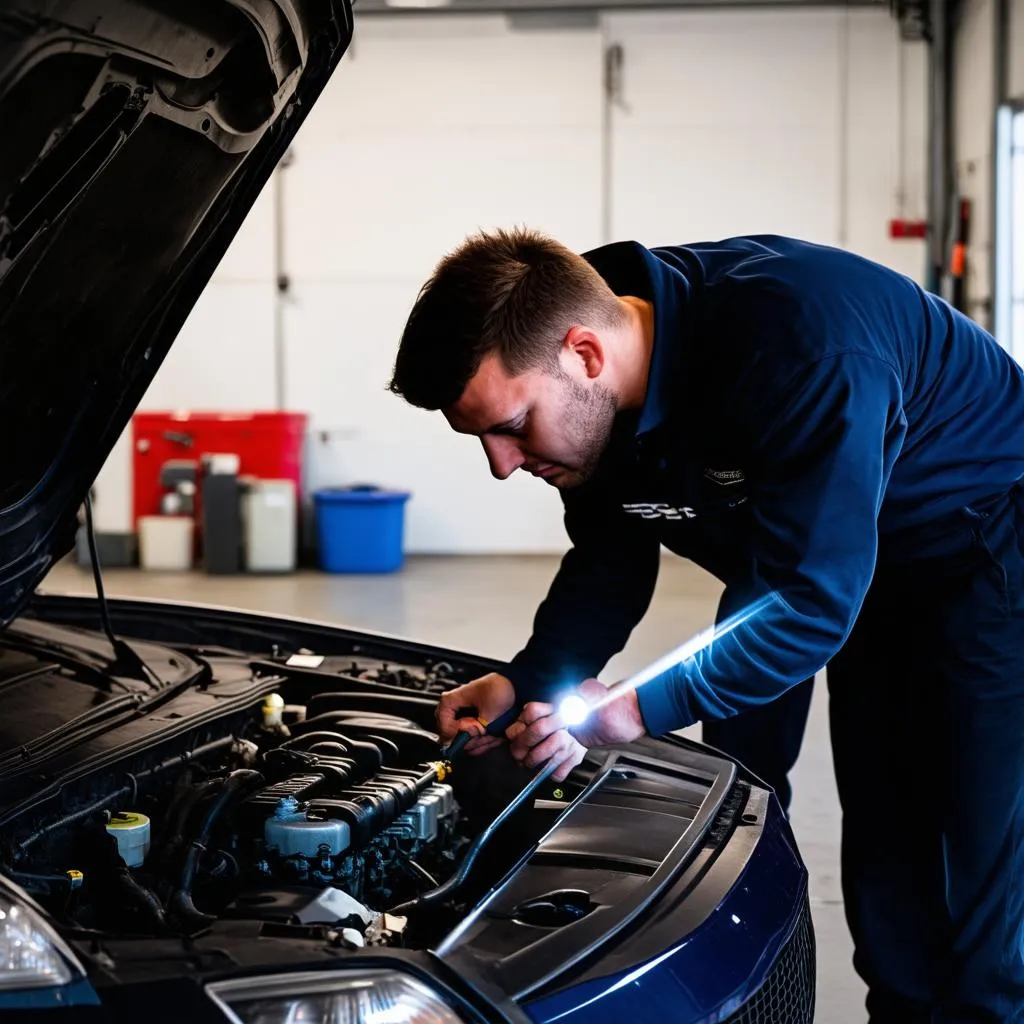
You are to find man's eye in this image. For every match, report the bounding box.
[496,418,527,438]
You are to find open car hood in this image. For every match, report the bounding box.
[0,0,353,628]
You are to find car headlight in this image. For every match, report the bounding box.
[207,969,468,1024]
[0,887,84,991]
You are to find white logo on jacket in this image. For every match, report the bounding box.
[622,503,697,520]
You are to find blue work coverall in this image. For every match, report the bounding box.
[506,236,1024,1022]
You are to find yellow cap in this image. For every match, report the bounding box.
[262,693,285,726]
[106,812,149,830]
[65,870,84,889]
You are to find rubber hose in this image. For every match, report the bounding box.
[389,760,558,915]
[116,869,170,933]
[170,769,263,931]
[13,736,237,855]
[158,777,224,870]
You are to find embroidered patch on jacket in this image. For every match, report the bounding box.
[703,468,745,486]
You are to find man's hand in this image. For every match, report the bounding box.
[435,672,516,755]
[505,678,647,782]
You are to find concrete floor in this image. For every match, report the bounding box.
[42,553,863,1021]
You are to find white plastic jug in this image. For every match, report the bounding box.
[138,515,193,571]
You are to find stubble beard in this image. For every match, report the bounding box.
[553,373,618,488]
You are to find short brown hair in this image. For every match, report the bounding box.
[388,227,624,410]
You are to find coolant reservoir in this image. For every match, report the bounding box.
[264,797,350,858]
[106,811,151,868]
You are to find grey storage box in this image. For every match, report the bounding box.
[242,478,297,573]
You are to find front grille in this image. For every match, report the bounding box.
[723,892,816,1024]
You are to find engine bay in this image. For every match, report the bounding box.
[0,605,766,1014]
[0,637,557,956]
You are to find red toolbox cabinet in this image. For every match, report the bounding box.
[131,411,307,535]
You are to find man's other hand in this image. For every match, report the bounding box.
[435,672,516,755]
[505,678,647,782]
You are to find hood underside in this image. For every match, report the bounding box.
[0,0,353,626]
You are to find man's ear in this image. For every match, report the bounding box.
[563,325,605,380]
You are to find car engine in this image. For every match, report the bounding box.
[159,691,463,943]
[0,652,513,950]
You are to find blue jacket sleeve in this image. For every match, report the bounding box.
[506,480,661,705]
[636,351,907,736]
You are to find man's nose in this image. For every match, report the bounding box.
[481,436,524,480]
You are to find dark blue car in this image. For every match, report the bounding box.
[0,2,814,1021]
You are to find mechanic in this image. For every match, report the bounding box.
[388,228,1024,1023]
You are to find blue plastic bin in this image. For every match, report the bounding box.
[314,485,411,573]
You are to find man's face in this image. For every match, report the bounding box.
[444,349,617,490]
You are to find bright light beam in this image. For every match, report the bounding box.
[557,593,777,726]
[558,694,591,727]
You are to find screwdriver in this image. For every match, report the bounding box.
[440,704,521,759]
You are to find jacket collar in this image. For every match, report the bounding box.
[581,240,693,437]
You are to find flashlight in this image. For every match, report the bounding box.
[558,693,591,727]
[555,594,776,733]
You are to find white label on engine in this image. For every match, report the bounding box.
[286,653,326,668]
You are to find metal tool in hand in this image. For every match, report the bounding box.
[440,705,520,759]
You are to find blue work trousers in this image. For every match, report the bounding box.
[706,485,1024,1022]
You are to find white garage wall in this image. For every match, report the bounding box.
[93,7,928,554]
[845,10,929,280]
[607,10,844,244]
[281,15,604,554]
[605,8,928,279]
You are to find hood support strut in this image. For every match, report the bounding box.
[83,493,160,689]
